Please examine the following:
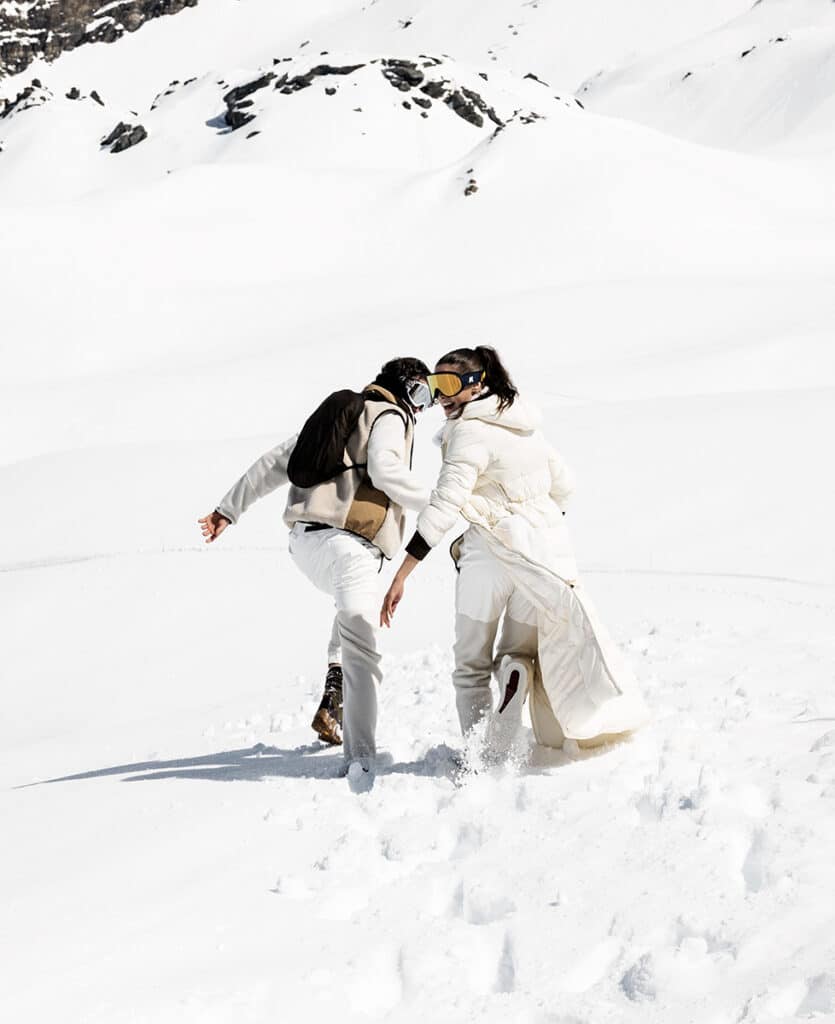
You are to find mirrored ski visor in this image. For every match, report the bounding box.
[406,378,433,411]
[426,370,484,400]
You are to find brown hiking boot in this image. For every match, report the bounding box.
[311,665,343,745]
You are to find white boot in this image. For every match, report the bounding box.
[485,654,534,760]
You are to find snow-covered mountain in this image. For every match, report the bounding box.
[2,3,835,1022]
[0,0,197,77]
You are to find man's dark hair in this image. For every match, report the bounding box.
[374,356,430,403]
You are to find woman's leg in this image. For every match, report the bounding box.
[494,591,538,670]
[453,530,514,734]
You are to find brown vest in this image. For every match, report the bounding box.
[282,385,415,559]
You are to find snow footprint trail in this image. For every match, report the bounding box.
[5,575,834,1022]
[257,576,835,1022]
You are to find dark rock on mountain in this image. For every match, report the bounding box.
[444,86,503,129]
[420,80,447,99]
[445,90,484,128]
[223,72,274,129]
[381,59,424,91]
[0,0,199,78]
[223,72,275,108]
[275,62,365,94]
[100,120,147,152]
[1,79,51,118]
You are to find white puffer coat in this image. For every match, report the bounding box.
[417,396,647,741]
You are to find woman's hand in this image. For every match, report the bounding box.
[380,554,420,627]
[198,511,230,544]
[380,576,405,628]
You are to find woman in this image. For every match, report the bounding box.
[380,346,647,749]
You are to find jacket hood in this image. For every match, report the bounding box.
[459,394,542,434]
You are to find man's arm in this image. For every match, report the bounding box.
[215,434,298,525]
[366,413,430,513]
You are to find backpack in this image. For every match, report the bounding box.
[287,388,396,489]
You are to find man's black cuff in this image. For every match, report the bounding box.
[406,531,431,561]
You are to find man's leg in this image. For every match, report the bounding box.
[311,618,343,744]
[336,609,380,764]
[289,526,381,763]
[327,536,383,765]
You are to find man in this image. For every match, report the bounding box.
[198,357,433,781]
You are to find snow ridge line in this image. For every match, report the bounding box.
[1,546,833,592]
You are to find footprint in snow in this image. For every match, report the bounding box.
[456,879,517,925]
[620,952,656,1002]
[494,930,516,993]
[741,828,774,893]
[797,973,835,1016]
[811,729,835,752]
[452,820,486,858]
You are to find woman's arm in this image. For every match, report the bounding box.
[380,554,420,627]
[410,422,490,552]
[547,445,575,512]
[380,423,489,625]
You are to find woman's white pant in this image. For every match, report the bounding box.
[453,529,538,734]
[288,524,382,763]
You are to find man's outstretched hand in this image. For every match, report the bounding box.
[198,511,230,544]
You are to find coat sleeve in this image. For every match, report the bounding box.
[410,422,491,555]
[216,434,298,524]
[547,445,575,512]
[366,412,430,513]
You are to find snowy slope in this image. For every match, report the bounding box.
[1,0,754,102]
[580,0,835,153]
[2,1,835,1022]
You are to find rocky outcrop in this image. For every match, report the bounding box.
[0,0,199,78]
[220,63,367,132]
[0,78,51,118]
[223,71,275,129]
[377,59,503,129]
[100,119,146,152]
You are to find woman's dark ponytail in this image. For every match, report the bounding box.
[436,346,518,412]
[473,346,518,412]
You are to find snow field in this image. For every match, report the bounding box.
[3,563,834,1021]
[2,0,835,1020]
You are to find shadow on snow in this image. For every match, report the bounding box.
[16,741,465,787]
